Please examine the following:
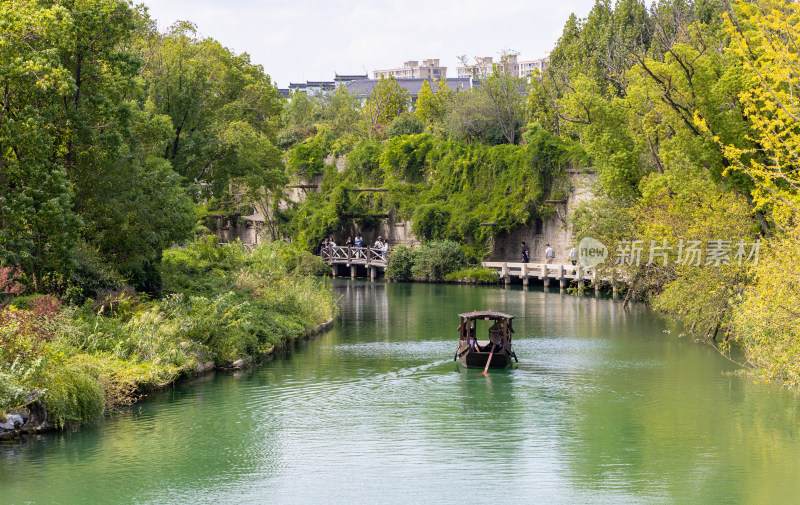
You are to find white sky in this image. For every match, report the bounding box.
[141,0,598,88]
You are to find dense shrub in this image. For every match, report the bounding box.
[381,133,434,183]
[40,354,105,428]
[346,139,384,185]
[385,244,416,281]
[388,113,425,138]
[732,224,800,385]
[280,245,330,276]
[287,135,328,178]
[445,267,501,284]
[411,204,451,241]
[411,240,467,282]
[65,241,125,305]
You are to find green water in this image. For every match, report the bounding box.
[2,280,799,504]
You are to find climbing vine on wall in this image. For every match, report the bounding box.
[288,126,585,254]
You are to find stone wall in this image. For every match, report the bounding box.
[214,216,260,246]
[486,170,597,262]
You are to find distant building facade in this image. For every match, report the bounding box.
[278,74,368,99]
[372,59,447,80]
[277,51,551,100]
[456,53,550,79]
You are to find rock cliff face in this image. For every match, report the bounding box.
[484,170,597,263]
[215,170,596,256]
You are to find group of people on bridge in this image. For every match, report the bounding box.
[319,234,389,260]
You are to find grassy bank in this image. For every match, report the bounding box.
[0,239,337,428]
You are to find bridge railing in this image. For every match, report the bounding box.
[320,245,389,266]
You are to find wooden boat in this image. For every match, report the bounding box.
[453,310,518,369]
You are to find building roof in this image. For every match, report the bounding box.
[334,74,369,82]
[345,77,474,98]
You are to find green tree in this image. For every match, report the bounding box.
[316,85,362,138]
[479,60,526,144]
[362,76,410,136]
[414,79,452,127]
[140,21,283,199]
[387,113,425,138]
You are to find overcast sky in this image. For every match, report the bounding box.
[142,0,598,88]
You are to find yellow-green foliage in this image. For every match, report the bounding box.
[39,351,104,429]
[716,0,800,229]
[732,225,800,385]
[642,173,758,335]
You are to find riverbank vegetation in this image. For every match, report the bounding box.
[275,0,800,385]
[1,240,336,427]
[542,0,800,385]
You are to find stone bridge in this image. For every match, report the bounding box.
[481,261,622,296]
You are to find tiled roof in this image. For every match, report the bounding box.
[345,77,474,97]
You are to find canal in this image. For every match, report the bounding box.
[2,280,799,504]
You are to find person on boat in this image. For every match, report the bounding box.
[467,333,480,352]
[465,321,481,352]
[489,321,504,350]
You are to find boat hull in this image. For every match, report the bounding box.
[459,349,512,369]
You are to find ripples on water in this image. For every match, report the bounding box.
[2,281,800,505]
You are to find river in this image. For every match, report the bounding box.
[2,280,799,504]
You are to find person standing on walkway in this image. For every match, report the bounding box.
[545,243,554,264]
[521,242,530,263]
[354,234,363,248]
[569,245,578,265]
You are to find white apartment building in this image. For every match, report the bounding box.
[372,59,447,80]
[456,53,550,79]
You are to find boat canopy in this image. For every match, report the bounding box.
[457,310,515,322]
